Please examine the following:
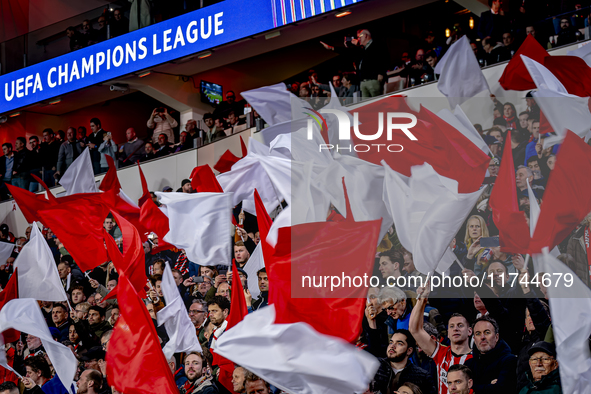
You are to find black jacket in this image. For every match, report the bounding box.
[336,40,388,82]
[478,10,509,41]
[465,339,518,394]
[39,141,61,170]
[371,357,437,394]
[12,148,31,177]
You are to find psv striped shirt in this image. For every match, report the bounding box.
[430,342,473,394]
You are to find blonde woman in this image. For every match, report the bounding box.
[463,215,493,275]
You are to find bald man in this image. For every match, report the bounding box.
[118,127,145,167]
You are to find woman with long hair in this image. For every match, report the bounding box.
[463,215,493,275]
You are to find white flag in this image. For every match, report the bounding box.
[567,42,591,67]
[521,55,568,93]
[383,162,483,274]
[435,35,490,108]
[0,241,14,267]
[59,148,98,195]
[437,106,491,155]
[215,305,379,394]
[539,250,591,394]
[157,263,201,359]
[156,192,232,266]
[243,243,265,300]
[14,223,68,302]
[241,83,305,126]
[0,298,77,394]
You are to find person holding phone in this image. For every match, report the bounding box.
[462,215,493,275]
[147,107,178,145]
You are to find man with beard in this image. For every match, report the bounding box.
[371,329,436,394]
[76,369,102,394]
[179,352,218,393]
[465,316,517,393]
[207,296,230,350]
[409,285,473,394]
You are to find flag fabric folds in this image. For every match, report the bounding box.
[241,83,299,126]
[215,305,379,394]
[382,162,484,275]
[157,263,201,359]
[14,223,68,302]
[498,34,549,91]
[488,130,531,254]
[0,298,77,394]
[190,165,224,193]
[434,36,490,108]
[106,275,178,394]
[58,149,98,196]
[156,192,232,266]
[529,131,591,254]
[0,273,19,344]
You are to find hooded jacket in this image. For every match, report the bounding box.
[465,339,518,394]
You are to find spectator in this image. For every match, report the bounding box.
[465,316,517,394]
[0,382,18,394]
[379,287,413,331]
[512,131,528,170]
[503,102,517,129]
[28,136,41,193]
[232,366,247,394]
[81,19,98,45]
[76,369,103,394]
[154,134,173,158]
[87,118,107,174]
[234,241,250,268]
[520,342,561,394]
[22,356,51,392]
[98,132,117,173]
[502,31,518,56]
[77,126,88,143]
[299,85,311,98]
[0,143,13,199]
[425,51,439,78]
[39,128,61,187]
[447,364,474,394]
[55,127,83,178]
[252,268,268,311]
[207,295,230,350]
[215,91,245,119]
[11,137,31,190]
[96,16,108,42]
[482,37,511,65]
[214,117,226,131]
[184,119,199,142]
[110,9,129,38]
[117,128,145,167]
[179,352,217,393]
[87,306,112,338]
[148,107,178,145]
[141,142,156,161]
[65,26,86,51]
[371,328,436,394]
[556,17,580,47]
[200,114,225,145]
[340,72,360,100]
[244,372,271,394]
[129,0,151,32]
[378,249,404,282]
[52,303,72,341]
[566,214,591,287]
[478,0,508,41]
[321,29,387,97]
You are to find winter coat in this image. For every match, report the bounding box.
[465,339,518,394]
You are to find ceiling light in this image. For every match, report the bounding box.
[198,51,212,59]
[265,31,281,40]
[9,112,21,117]
[336,10,351,17]
[48,99,61,105]
[137,71,152,78]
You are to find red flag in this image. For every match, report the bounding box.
[256,181,381,343]
[212,258,248,394]
[0,272,19,343]
[30,174,58,205]
[6,185,51,223]
[106,275,178,394]
[37,195,110,272]
[544,56,591,97]
[99,156,122,192]
[136,163,174,252]
[190,165,224,193]
[352,96,490,193]
[488,130,531,253]
[102,211,147,300]
[214,150,241,174]
[499,35,549,91]
[529,131,591,253]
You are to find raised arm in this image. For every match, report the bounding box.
[409,286,437,356]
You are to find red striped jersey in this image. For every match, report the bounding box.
[430,342,473,394]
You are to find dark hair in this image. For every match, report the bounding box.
[42,128,54,135]
[58,260,71,269]
[392,328,416,352]
[78,126,87,133]
[208,295,231,312]
[203,113,213,121]
[0,381,19,394]
[526,156,539,164]
[244,372,271,388]
[447,364,473,381]
[89,305,106,318]
[24,355,52,379]
[519,111,529,117]
[380,249,404,265]
[29,136,39,142]
[52,303,68,313]
[257,267,267,278]
[425,50,437,60]
[150,274,163,286]
[16,137,26,145]
[2,143,12,151]
[472,315,500,334]
[66,26,76,33]
[60,255,74,265]
[90,118,101,127]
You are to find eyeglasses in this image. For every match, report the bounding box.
[529,357,554,364]
[189,310,205,315]
[101,339,109,350]
[385,305,397,311]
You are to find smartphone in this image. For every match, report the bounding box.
[480,237,500,248]
[345,37,353,42]
[218,268,228,276]
[191,276,205,283]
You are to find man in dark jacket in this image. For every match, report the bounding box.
[465,316,518,394]
[371,329,437,394]
[39,128,61,187]
[11,137,31,190]
[478,0,508,41]
[519,341,561,394]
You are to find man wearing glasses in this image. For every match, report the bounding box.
[189,300,208,337]
[521,341,561,393]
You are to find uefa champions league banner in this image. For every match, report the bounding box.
[0,0,362,114]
